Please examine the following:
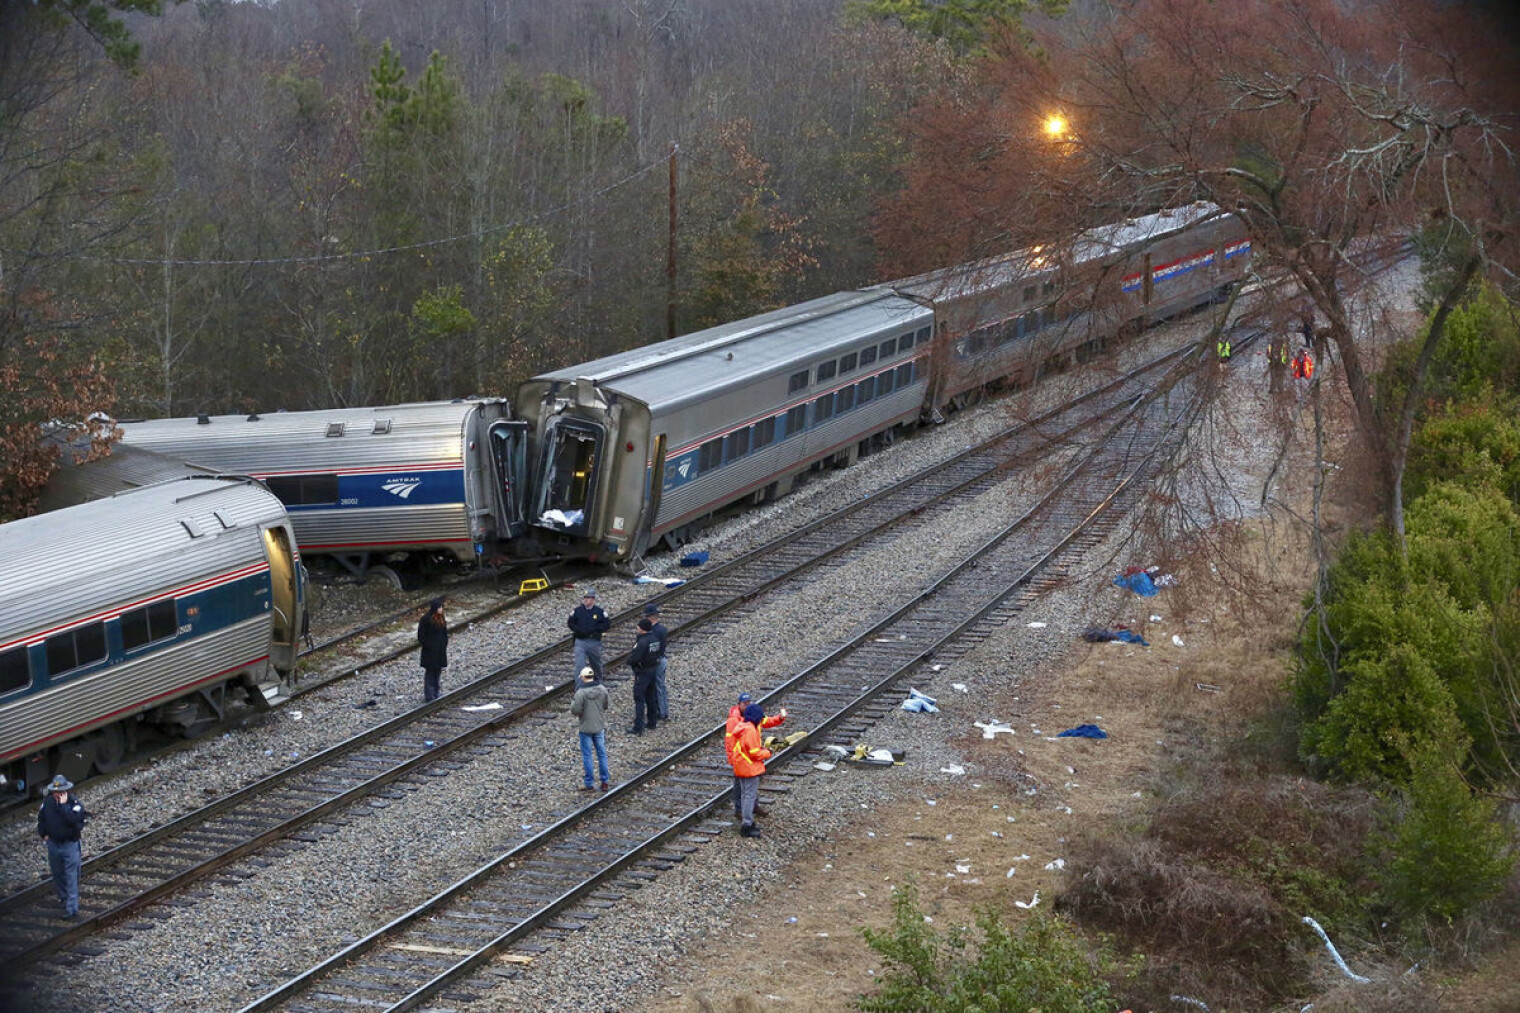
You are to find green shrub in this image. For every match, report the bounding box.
[857,880,1124,1013]
[1405,389,1520,509]
[1375,748,1515,926]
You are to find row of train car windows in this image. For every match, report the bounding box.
[955,306,1060,360]
[786,327,931,395]
[0,599,178,695]
[696,361,918,473]
[265,474,340,507]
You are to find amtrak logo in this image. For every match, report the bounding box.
[677,460,691,479]
[382,478,422,499]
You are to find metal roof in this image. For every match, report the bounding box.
[531,291,928,412]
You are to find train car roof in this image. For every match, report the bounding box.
[35,437,219,514]
[0,476,291,647]
[116,398,508,475]
[887,202,1229,304]
[527,290,929,413]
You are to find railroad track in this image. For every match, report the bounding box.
[232,345,1195,1013]
[0,339,1206,986]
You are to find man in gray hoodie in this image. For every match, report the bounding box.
[570,666,612,791]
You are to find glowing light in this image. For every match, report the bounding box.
[1043,115,1068,139]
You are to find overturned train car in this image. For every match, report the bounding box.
[0,476,305,795]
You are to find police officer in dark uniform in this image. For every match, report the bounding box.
[626,617,663,735]
[37,774,88,919]
[568,588,611,680]
[642,601,671,721]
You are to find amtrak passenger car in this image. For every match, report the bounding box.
[118,400,528,575]
[897,202,1250,413]
[517,290,934,562]
[517,203,1249,565]
[0,476,304,795]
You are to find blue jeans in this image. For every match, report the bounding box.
[47,838,81,916]
[654,656,669,719]
[579,730,609,787]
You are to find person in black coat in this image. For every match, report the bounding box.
[418,597,449,702]
[626,617,663,735]
[567,588,611,680]
[37,774,88,919]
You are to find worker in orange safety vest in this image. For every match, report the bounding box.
[726,693,784,820]
[728,702,773,837]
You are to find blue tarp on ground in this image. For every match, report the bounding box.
[1113,571,1158,596]
[1082,627,1149,646]
[680,550,710,567]
[1057,724,1108,739]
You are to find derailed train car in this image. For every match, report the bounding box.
[516,203,1251,564]
[116,399,530,577]
[516,290,934,562]
[0,476,305,795]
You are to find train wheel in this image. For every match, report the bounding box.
[87,724,127,774]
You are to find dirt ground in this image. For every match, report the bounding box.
[642,517,1520,1013]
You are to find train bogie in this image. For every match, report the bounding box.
[0,476,305,795]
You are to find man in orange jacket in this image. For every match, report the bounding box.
[726,693,784,820]
[729,703,772,837]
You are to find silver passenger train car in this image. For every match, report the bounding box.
[0,476,304,795]
[517,290,934,562]
[117,399,529,576]
[517,203,1250,564]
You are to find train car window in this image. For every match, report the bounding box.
[265,474,339,506]
[813,392,835,423]
[816,360,837,382]
[753,417,776,449]
[1023,311,1040,335]
[877,370,895,396]
[121,599,178,652]
[915,326,931,345]
[859,346,877,367]
[783,405,807,438]
[699,438,724,473]
[839,352,857,375]
[1023,285,1036,302]
[857,377,876,404]
[325,422,345,438]
[837,385,856,413]
[0,646,29,695]
[45,622,107,678]
[788,370,809,394]
[879,339,895,359]
[1043,280,1056,295]
[725,427,751,462]
[896,362,914,387]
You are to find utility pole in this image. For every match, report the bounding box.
[666,142,678,341]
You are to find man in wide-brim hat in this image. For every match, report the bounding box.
[37,774,89,919]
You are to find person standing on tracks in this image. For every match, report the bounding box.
[626,617,662,735]
[1266,336,1289,394]
[642,602,671,722]
[570,666,612,791]
[725,694,784,819]
[37,774,88,919]
[568,588,611,681]
[418,597,449,703]
[728,703,772,838]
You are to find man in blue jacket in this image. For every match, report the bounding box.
[37,774,88,919]
[643,601,671,721]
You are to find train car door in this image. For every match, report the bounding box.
[635,433,667,555]
[488,420,530,539]
[532,416,605,537]
[260,525,301,675]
